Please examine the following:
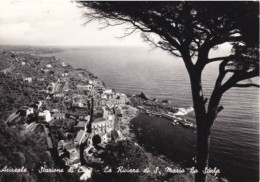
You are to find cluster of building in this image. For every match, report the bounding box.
[4,52,131,179]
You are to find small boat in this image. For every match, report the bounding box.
[172,119,178,124]
[179,120,195,129]
[151,112,162,117]
[183,122,194,127]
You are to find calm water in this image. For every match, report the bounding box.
[45,46,259,182]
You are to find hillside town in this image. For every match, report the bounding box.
[0,50,138,180]
[0,49,205,182]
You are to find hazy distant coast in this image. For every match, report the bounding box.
[0,44,73,55]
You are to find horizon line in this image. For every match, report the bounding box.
[0,44,148,48]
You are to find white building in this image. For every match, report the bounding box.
[103,89,114,95]
[102,107,109,119]
[61,62,67,67]
[89,79,103,88]
[92,117,113,135]
[24,77,32,83]
[115,93,128,104]
[41,68,49,73]
[37,77,45,82]
[76,84,93,91]
[62,73,69,77]
[46,64,52,68]
[38,110,52,122]
[108,114,115,121]
[53,92,65,98]
[72,101,85,108]
[46,82,57,94]
[101,94,108,100]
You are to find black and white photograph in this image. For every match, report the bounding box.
[0,1,259,182]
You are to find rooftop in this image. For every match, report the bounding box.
[75,121,87,128]
[75,130,85,143]
[93,117,106,123]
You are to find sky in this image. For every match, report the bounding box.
[0,0,233,57]
[0,0,146,46]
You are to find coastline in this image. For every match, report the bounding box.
[40,53,223,182]
[0,49,224,182]
[118,104,139,139]
[47,47,259,182]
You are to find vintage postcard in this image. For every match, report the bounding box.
[0,1,259,182]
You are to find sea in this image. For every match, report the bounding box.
[44,46,259,182]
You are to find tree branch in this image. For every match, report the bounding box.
[115,27,138,38]
[207,55,235,64]
[217,105,224,113]
[233,83,260,88]
[142,33,182,57]
[221,69,259,93]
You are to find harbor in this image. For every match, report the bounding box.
[135,96,196,130]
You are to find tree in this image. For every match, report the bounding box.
[78,2,259,181]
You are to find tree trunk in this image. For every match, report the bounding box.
[194,89,222,181]
[188,69,211,182]
[195,122,210,182]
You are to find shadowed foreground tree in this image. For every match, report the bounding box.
[78,1,259,181]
